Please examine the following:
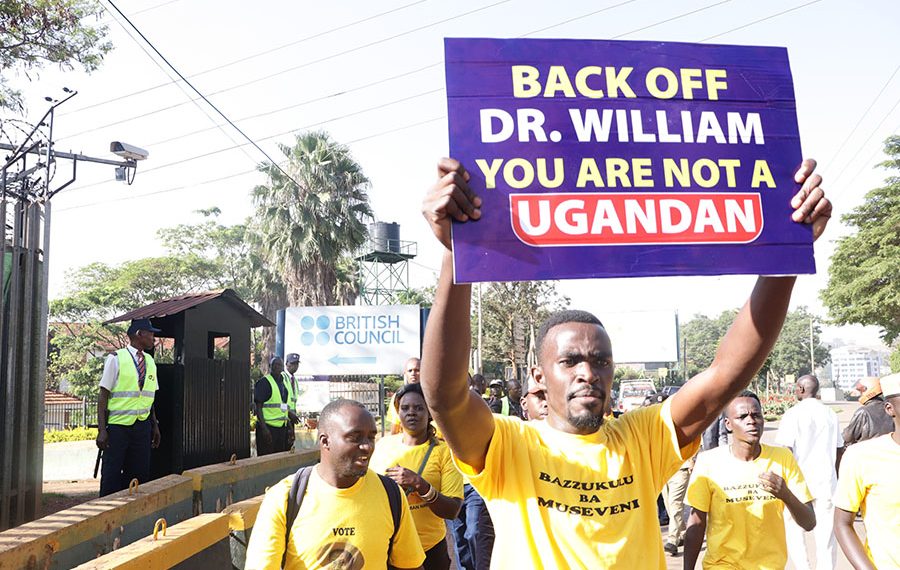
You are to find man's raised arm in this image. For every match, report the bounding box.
[420,159,495,471]
[670,159,832,447]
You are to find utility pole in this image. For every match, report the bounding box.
[0,90,146,529]
[809,316,815,374]
[677,311,687,383]
[476,283,483,373]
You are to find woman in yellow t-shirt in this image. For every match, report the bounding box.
[371,383,464,570]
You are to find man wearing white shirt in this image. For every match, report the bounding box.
[96,319,162,496]
[775,375,844,570]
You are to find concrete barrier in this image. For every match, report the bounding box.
[0,475,193,570]
[183,448,317,515]
[70,513,231,570]
[72,496,268,570]
[222,496,264,569]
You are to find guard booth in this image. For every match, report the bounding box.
[107,290,273,479]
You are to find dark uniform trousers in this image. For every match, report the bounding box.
[100,418,152,497]
[256,424,291,456]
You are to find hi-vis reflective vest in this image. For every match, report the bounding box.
[108,348,158,426]
[262,375,294,427]
[500,396,510,416]
[281,371,298,412]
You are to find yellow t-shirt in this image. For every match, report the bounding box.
[686,444,812,570]
[453,400,699,569]
[833,433,900,569]
[245,467,425,570]
[370,435,465,550]
[386,393,400,429]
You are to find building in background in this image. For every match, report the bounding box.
[830,346,888,390]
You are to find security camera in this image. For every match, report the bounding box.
[110,141,149,161]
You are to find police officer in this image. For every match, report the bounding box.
[254,356,295,456]
[282,353,302,446]
[96,318,162,496]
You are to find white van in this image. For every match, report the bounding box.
[617,380,657,414]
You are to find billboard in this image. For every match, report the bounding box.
[445,37,814,282]
[283,305,421,375]
[594,309,679,364]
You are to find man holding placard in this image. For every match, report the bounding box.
[423,38,832,568]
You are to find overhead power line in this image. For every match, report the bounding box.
[61,0,508,117]
[57,0,827,203]
[823,62,900,172]
[699,0,824,42]
[99,0,260,167]
[829,94,900,190]
[103,0,299,185]
[56,115,447,211]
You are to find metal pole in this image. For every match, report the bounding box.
[476,283,483,373]
[809,316,815,374]
[379,376,385,436]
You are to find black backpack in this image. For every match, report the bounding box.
[282,466,402,567]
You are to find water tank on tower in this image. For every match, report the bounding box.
[356,220,417,305]
[368,221,401,254]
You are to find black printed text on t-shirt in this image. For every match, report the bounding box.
[332,527,356,536]
[537,471,640,517]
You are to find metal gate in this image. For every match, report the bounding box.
[0,131,50,529]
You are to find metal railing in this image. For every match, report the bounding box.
[43,399,98,432]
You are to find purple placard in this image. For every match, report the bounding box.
[445,38,814,283]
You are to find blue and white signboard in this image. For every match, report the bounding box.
[283,305,421,375]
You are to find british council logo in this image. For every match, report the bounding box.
[300,315,331,346]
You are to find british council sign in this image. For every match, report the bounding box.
[284,305,421,375]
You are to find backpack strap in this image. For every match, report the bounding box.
[377,474,403,564]
[283,465,313,567]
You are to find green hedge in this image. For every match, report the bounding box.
[44,427,98,443]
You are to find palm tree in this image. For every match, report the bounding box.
[252,131,373,310]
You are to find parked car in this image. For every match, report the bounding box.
[617,380,657,414]
[660,385,683,398]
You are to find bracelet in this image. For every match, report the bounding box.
[419,484,438,504]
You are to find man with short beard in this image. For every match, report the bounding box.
[420,157,831,567]
[246,399,425,570]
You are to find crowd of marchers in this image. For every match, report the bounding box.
[99,157,898,569]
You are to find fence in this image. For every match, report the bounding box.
[44,399,98,432]
[328,376,381,416]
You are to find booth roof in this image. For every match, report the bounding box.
[105,289,273,328]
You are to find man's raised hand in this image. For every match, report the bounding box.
[422,158,482,250]
[791,159,832,241]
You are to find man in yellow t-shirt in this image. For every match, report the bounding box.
[834,373,900,570]
[246,399,425,570]
[418,157,831,568]
[684,391,814,569]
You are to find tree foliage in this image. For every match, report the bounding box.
[0,0,112,112]
[680,306,828,385]
[761,306,830,381]
[821,136,900,343]
[681,310,737,377]
[49,210,260,397]
[478,281,569,378]
[252,131,372,309]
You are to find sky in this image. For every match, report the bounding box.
[7,0,899,350]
